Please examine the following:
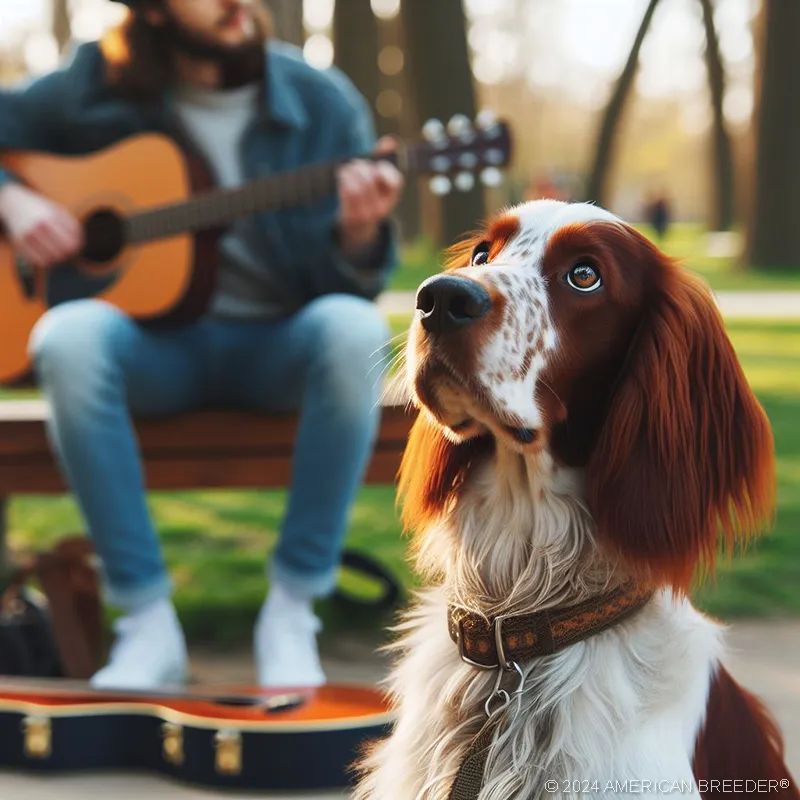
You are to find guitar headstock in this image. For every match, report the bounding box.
[404,110,513,196]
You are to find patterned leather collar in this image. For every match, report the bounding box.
[447,582,655,669]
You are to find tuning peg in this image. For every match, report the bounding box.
[480,167,503,188]
[475,109,499,131]
[447,113,473,139]
[454,172,476,192]
[422,118,447,145]
[430,154,452,173]
[429,175,453,196]
[484,147,506,166]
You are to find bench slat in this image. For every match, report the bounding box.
[0,402,414,456]
[0,447,407,494]
[0,401,416,494]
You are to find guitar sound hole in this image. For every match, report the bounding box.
[82,209,126,264]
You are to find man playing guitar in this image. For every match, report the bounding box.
[0,0,403,690]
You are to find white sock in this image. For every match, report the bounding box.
[254,582,326,689]
[90,598,188,690]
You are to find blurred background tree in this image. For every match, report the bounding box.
[747,0,800,269]
[52,0,72,53]
[401,0,485,245]
[699,0,734,232]
[333,0,380,125]
[586,0,661,213]
[587,0,735,232]
[332,0,421,240]
[269,0,304,46]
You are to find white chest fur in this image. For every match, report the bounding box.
[355,588,724,800]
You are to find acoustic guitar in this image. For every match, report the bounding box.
[0,676,392,791]
[0,112,513,385]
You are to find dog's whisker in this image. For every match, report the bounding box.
[370,350,407,397]
[369,328,409,359]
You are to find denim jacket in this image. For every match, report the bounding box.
[0,40,399,307]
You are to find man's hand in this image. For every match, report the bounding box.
[336,136,404,259]
[0,183,83,269]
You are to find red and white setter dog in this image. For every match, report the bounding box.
[355,200,797,799]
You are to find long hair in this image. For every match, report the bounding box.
[100,2,274,103]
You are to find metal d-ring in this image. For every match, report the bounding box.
[484,669,511,718]
[484,661,526,718]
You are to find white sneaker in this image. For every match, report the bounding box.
[254,582,326,689]
[90,598,189,690]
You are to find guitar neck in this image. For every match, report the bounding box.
[125,153,399,244]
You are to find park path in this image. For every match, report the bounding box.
[377,290,800,319]
[3,620,799,799]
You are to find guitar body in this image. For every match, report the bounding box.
[0,680,392,791]
[0,134,213,385]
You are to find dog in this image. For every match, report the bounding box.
[354,200,798,800]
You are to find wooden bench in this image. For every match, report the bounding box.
[0,399,416,553]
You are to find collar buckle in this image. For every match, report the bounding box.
[493,613,514,669]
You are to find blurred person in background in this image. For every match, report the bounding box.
[0,0,403,690]
[645,187,672,242]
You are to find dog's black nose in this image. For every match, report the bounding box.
[416,275,491,334]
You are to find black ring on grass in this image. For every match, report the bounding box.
[332,550,402,612]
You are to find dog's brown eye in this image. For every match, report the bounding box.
[567,263,602,293]
[471,242,490,266]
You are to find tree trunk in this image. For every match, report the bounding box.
[699,0,734,231]
[333,2,422,242]
[52,0,72,54]
[748,0,800,269]
[268,0,305,47]
[388,10,422,243]
[585,0,661,206]
[333,0,381,128]
[402,0,485,246]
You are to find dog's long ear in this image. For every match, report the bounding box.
[587,240,776,591]
[397,412,491,534]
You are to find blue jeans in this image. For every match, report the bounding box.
[29,295,390,612]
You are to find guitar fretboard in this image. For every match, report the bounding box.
[125,160,340,244]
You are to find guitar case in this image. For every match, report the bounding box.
[0,539,398,792]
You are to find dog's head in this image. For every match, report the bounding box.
[399,199,775,589]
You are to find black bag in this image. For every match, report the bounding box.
[0,585,63,678]
[0,537,102,680]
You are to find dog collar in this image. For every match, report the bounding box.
[447,581,655,669]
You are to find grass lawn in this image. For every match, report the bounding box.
[692,319,800,619]
[389,224,800,294]
[3,316,798,645]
